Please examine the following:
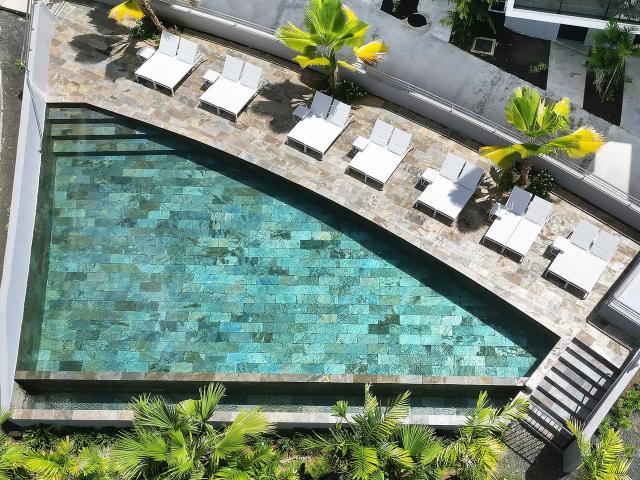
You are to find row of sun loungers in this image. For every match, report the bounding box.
[134,36,619,298]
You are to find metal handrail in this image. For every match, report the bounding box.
[20,0,44,138]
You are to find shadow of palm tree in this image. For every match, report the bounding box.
[251,79,317,134]
[86,3,131,36]
[68,33,140,82]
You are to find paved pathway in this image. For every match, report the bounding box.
[547,41,587,108]
[622,57,640,133]
[43,1,639,390]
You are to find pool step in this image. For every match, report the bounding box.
[52,137,186,155]
[524,336,622,450]
[50,121,158,139]
[48,106,121,122]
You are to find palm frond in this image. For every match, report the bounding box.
[108,0,144,22]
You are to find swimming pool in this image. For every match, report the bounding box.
[18,105,555,379]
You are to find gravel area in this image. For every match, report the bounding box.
[0,10,25,275]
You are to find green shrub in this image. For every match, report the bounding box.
[302,455,333,479]
[527,169,555,198]
[528,62,548,74]
[496,163,555,198]
[599,385,640,432]
[128,19,160,42]
[333,78,368,103]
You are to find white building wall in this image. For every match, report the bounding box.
[0,1,53,409]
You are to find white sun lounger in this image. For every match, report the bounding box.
[347,121,413,188]
[569,231,620,297]
[287,92,351,158]
[415,155,484,222]
[545,221,619,298]
[135,32,204,95]
[502,196,553,261]
[200,56,265,120]
[483,187,533,251]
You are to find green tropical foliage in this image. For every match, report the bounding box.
[599,385,640,433]
[22,436,118,480]
[0,410,27,480]
[441,392,529,480]
[442,0,498,40]
[276,0,388,91]
[567,420,633,480]
[480,86,605,189]
[585,20,640,102]
[302,384,444,480]
[112,383,274,480]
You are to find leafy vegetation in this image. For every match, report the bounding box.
[1,388,534,480]
[480,86,605,189]
[599,385,640,433]
[585,20,640,102]
[528,62,548,74]
[442,0,498,41]
[128,19,160,42]
[498,163,556,198]
[333,78,368,103]
[276,0,388,92]
[567,420,633,480]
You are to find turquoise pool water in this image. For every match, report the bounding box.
[21,106,554,377]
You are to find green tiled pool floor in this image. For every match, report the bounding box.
[24,106,554,377]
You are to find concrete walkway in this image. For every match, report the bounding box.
[199,0,640,198]
[622,57,640,133]
[547,41,587,108]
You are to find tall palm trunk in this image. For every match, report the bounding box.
[138,0,163,33]
[519,158,533,189]
[327,53,339,93]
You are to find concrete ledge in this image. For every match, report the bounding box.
[14,370,528,388]
[10,407,468,428]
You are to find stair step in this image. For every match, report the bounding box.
[567,343,616,379]
[549,366,605,400]
[537,382,593,420]
[558,353,611,388]
[52,138,184,155]
[546,369,603,405]
[572,337,622,373]
[530,390,579,423]
[525,403,574,449]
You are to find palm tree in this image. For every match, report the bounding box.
[0,410,27,480]
[112,383,274,480]
[585,20,640,102]
[108,0,163,33]
[480,86,605,189]
[302,384,415,480]
[566,420,632,480]
[398,425,445,480]
[22,435,118,480]
[276,0,388,92]
[440,392,528,480]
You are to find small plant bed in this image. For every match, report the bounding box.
[380,0,418,19]
[583,70,624,125]
[449,13,550,89]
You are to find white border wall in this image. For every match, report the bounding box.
[0,0,53,409]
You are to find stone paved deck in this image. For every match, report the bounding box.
[42,1,640,389]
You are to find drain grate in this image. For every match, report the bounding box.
[471,37,497,56]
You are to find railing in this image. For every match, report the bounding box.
[161,0,640,212]
[512,0,640,24]
[21,0,44,138]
